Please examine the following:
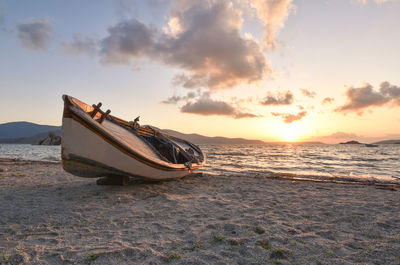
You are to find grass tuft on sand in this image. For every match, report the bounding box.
[255,239,271,250]
[86,252,102,262]
[212,235,226,243]
[2,253,11,264]
[253,226,266,234]
[162,252,181,262]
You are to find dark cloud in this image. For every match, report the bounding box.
[157,1,268,90]
[335,82,400,114]
[181,97,234,116]
[180,94,260,119]
[171,74,208,89]
[261,91,294,105]
[271,111,307,123]
[61,34,96,55]
[100,18,155,64]
[322,97,334,105]
[161,95,183,105]
[160,91,196,104]
[99,0,269,89]
[300,88,316,98]
[17,18,52,50]
[233,112,261,119]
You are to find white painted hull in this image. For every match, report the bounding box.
[61,95,205,181]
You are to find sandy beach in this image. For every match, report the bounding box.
[0,158,399,265]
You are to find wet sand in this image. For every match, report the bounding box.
[0,158,399,264]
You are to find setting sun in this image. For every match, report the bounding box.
[268,121,311,142]
[282,127,299,142]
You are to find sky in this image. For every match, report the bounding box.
[0,0,399,143]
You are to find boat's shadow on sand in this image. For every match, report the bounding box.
[95,172,204,187]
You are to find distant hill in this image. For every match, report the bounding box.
[264,141,325,145]
[0,122,61,144]
[163,129,325,145]
[372,139,400,144]
[0,121,326,145]
[0,122,60,139]
[0,130,61,144]
[162,129,265,144]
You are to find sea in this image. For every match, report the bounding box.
[1,143,399,185]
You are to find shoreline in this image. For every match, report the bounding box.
[1,157,399,187]
[0,159,399,264]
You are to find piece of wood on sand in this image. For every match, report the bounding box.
[96,175,130,186]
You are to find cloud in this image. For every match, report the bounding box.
[171,74,208,89]
[161,1,268,90]
[99,0,270,90]
[328,131,358,139]
[248,0,295,49]
[161,95,184,105]
[311,131,359,144]
[300,88,316,98]
[322,97,334,105]
[17,18,52,50]
[312,131,400,144]
[180,93,260,119]
[335,81,400,114]
[65,0,298,117]
[160,91,197,104]
[61,34,97,55]
[271,111,307,123]
[100,18,155,64]
[233,112,261,119]
[261,90,294,105]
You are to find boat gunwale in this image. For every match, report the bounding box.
[62,95,205,172]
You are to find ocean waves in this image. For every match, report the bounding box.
[201,144,400,185]
[1,143,399,185]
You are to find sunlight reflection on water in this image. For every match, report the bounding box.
[200,144,400,184]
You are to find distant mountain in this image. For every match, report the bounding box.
[0,122,61,144]
[372,139,400,144]
[162,129,265,144]
[162,129,325,145]
[264,141,326,145]
[0,122,61,139]
[0,130,61,144]
[0,121,326,145]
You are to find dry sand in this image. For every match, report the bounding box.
[0,158,399,265]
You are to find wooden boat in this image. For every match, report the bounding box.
[61,95,205,183]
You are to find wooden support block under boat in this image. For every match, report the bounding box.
[96,175,130,186]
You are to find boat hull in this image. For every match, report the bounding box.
[61,95,205,181]
[62,117,197,180]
